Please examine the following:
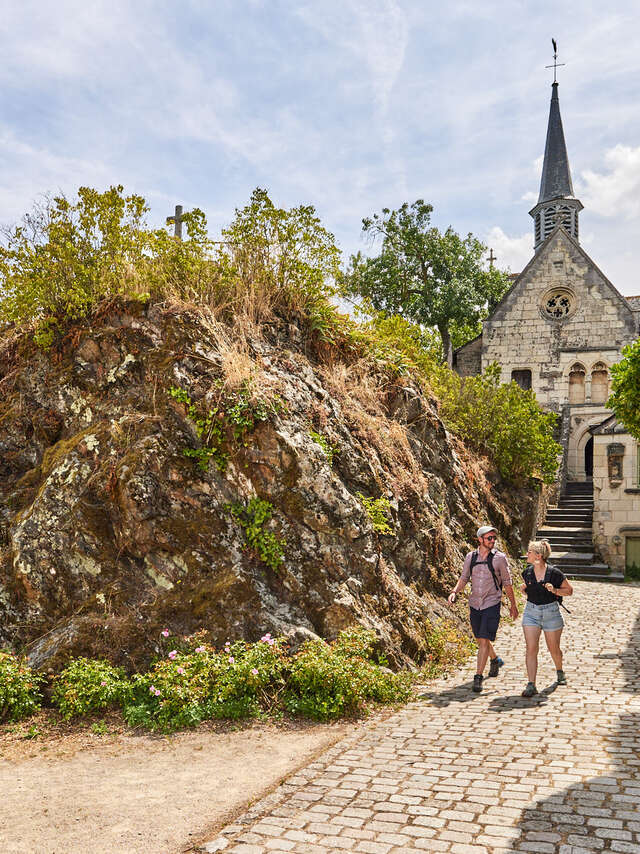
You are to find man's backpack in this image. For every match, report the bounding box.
[469,549,502,591]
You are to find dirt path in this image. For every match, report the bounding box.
[0,718,352,854]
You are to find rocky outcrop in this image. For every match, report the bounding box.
[0,302,542,672]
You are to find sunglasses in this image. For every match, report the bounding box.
[483,535,497,541]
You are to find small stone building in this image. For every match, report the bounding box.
[454,81,640,574]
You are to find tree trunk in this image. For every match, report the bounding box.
[438,323,453,368]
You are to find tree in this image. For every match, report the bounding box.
[343,200,510,366]
[609,339,640,439]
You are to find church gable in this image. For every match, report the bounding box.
[481,228,637,408]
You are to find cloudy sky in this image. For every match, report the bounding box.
[2,0,640,294]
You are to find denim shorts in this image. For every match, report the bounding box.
[522,601,564,631]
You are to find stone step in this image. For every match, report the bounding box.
[564,568,624,583]
[537,526,592,536]
[561,562,612,576]
[540,519,593,528]
[552,551,596,563]
[545,513,593,523]
[564,482,593,492]
[538,541,593,553]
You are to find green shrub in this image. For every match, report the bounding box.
[123,636,286,732]
[0,652,43,722]
[309,429,339,465]
[357,492,393,535]
[228,497,285,571]
[124,651,214,732]
[51,658,131,720]
[284,628,411,720]
[421,620,476,679]
[433,362,560,484]
[626,562,640,581]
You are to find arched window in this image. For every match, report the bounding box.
[568,363,585,404]
[591,362,609,404]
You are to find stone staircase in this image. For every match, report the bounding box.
[536,481,624,582]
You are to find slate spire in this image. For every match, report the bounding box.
[538,82,574,203]
[529,81,583,250]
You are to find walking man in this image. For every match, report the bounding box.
[448,525,518,692]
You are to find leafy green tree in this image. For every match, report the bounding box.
[435,363,560,484]
[344,200,509,366]
[609,339,640,438]
[220,188,341,313]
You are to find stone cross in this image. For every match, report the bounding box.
[166,204,184,239]
[488,248,496,269]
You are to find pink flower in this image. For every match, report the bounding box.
[100,680,108,687]
[195,646,205,653]
[251,668,259,676]
[177,667,185,675]
[228,656,235,663]
[168,650,177,659]
[224,641,231,649]
[260,633,272,643]
[161,629,169,638]
[149,685,156,694]
[154,689,161,697]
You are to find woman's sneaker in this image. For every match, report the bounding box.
[521,682,537,698]
[488,656,504,677]
[472,674,484,693]
[556,670,567,685]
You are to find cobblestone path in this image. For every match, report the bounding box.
[198,582,640,854]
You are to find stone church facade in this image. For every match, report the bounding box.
[454,81,640,575]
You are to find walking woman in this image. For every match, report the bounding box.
[521,539,573,697]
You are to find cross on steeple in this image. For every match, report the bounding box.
[488,248,496,269]
[166,204,185,239]
[545,38,565,84]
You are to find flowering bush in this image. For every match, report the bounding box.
[0,651,43,722]
[284,628,411,720]
[122,636,287,732]
[51,657,131,720]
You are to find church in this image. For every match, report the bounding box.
[454,78,640,578]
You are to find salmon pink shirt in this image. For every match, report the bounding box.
[459,549,512,610]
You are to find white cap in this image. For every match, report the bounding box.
[477,525,498,538]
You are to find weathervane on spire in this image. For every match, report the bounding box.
[545,38,565,84]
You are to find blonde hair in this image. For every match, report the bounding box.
[528,539,551,561]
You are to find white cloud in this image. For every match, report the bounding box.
[579,145,640,219]
[484,227,531,274]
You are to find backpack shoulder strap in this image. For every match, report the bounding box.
[486,550,502,591]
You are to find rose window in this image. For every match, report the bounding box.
[541,288,576,320]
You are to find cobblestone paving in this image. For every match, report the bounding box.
[198,582,640,854]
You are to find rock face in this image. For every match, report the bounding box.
[0,302,543,671]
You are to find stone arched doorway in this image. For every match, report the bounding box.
[585,436,594,478]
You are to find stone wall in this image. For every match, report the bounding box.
[453,335,482,377]
[593,433,640,573]
[481,229,637,412]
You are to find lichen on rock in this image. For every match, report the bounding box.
[0,301,544,673]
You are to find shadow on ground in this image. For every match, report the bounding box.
[508,608,640,852]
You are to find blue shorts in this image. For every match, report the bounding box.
[469,603,501,641]
[522,601,564,631]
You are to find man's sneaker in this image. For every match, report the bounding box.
[556,669,567,685]
[488,656,504,678]
[521,682,537,698]
[472,674,483,693]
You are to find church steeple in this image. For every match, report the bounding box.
[529,66,583,250]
